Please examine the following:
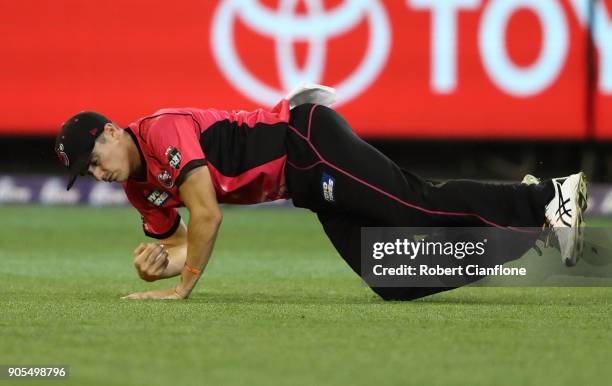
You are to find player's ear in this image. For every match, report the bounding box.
[103,123,121,140]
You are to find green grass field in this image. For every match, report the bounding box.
[1,206,611,386]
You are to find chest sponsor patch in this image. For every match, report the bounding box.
[165,146,182,169]
[321,172,335,203]
[146,190,170,207]
[157,170,174,188]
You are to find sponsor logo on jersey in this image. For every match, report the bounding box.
[165,146,182,169]
[321,172,335,203]
[146,190,170,207]
[157,170,174,188]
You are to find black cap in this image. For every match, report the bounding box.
[55,111,111,190]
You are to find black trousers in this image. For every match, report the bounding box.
[284,104,554,301]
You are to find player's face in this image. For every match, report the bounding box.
[86,128,131,183]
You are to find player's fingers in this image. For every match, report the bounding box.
[134,244,153,265]
[133,243,147,257]
[134,245,153,264]
[121,292,145,300]
[142,244,164,264]
[145,259,169,277]
[148,252,168,276]
[134,249,146,265]
[124,290,160,300]
[150,250,169,273]
[152,245,167,264]
[139,246,165,274]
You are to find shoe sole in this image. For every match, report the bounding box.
[565,172,588,267]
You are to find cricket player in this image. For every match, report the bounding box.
[54,84,587,301]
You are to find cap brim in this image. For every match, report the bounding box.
[66,174,78,191]
[66,155,91,190]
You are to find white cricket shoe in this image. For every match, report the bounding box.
[544,172,588,266]
[285,82,337,109]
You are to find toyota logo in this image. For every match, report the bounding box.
[211,0,391,106]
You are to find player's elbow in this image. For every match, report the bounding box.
[191,208,223,228]
[207,207,223,226]
[210,210,223,227]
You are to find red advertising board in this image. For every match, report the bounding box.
[0,0,609,139]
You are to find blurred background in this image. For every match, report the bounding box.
[1,0,611,215]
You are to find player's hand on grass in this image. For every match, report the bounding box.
[120,287,186,300]
[133,243,170,282]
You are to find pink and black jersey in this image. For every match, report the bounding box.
[123,100,291,239]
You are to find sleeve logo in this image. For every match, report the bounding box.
[321,172,335,203]
[165,146,182,169]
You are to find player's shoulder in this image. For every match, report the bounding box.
[134,108,196,140]
[146,107,232,133]
[139,108,198,127]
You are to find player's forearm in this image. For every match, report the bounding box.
[175,211,222,297]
